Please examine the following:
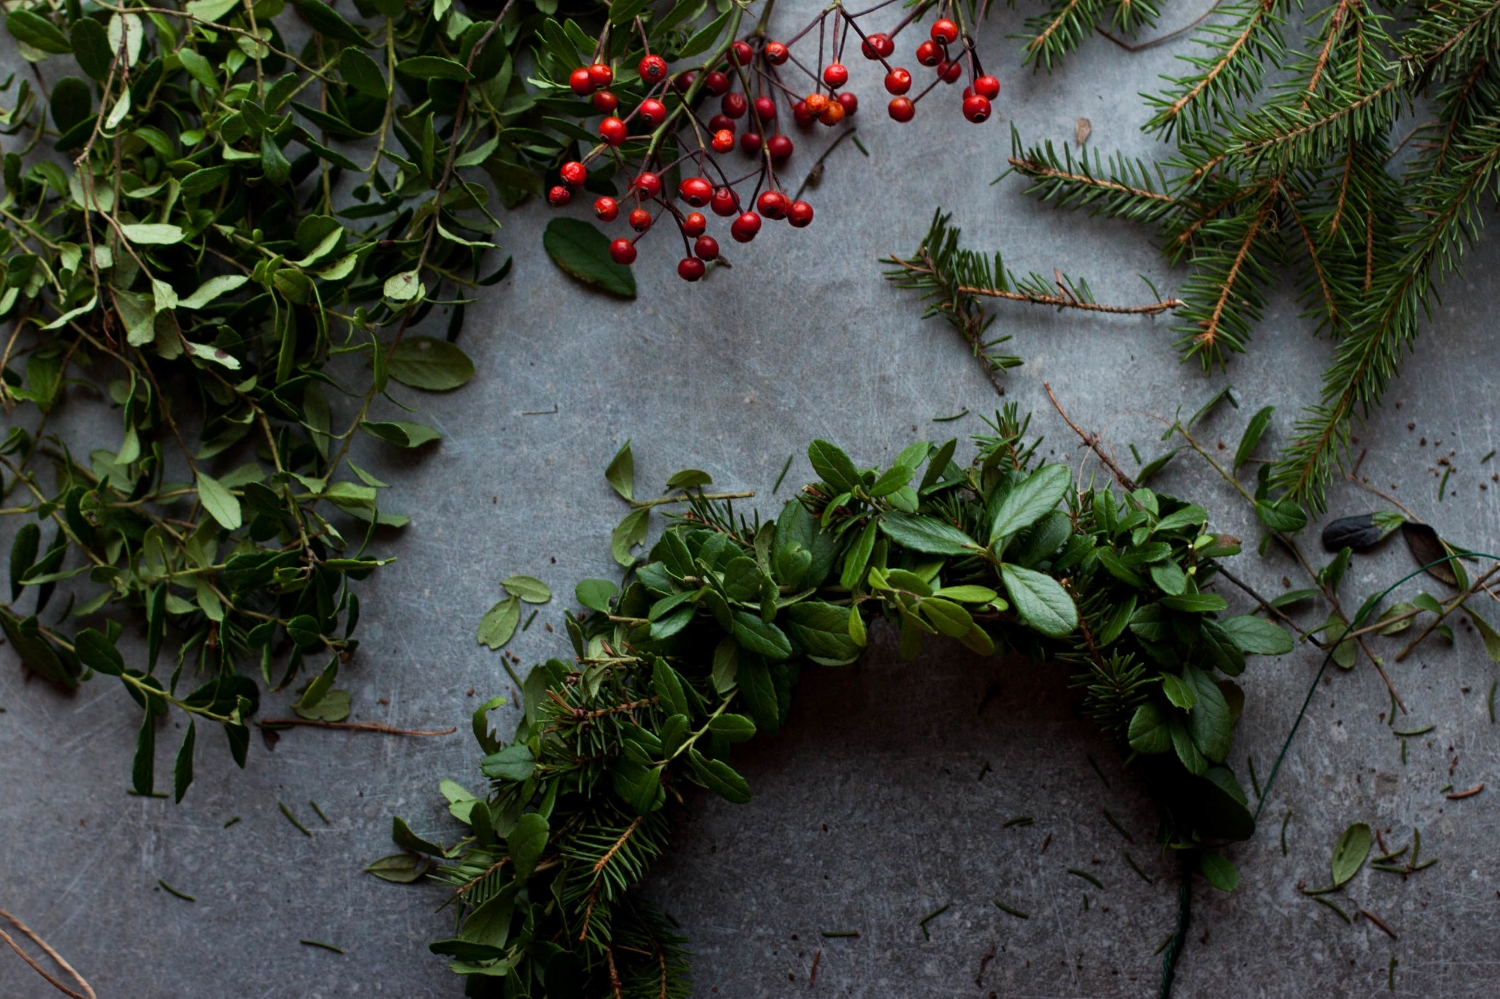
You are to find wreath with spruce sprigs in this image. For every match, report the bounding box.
[370,405,1295,997]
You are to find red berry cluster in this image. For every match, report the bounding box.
[547,5,995,281]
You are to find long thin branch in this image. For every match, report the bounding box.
[890,259,1182,314]
[256,719,457,736]
[0,909,95,999]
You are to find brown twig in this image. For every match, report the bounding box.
[1043,382,1137,490]
[0,909,96,999]
[809,949,822,985]
[255,719,457,736]
[1097,0,1224,51]
[1359,908,1398,939]
[1445,784,1484,800]
[891,257,1183,315]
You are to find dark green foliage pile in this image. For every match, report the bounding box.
[380,408,1293,993]
[0,0,514,796]
[1003,0,1500,510]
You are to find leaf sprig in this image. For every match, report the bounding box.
[1,0,511,797]
[383,406,1293,993]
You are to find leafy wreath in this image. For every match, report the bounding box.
[371,404,1296,997]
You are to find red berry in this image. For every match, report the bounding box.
[888,97,915,122]
[569,67,594,95]
[787,199,813,228]
[547,185,571,206]
[710,187,739,217]
[593,90,619,113]
[823,62,848,88]
[599,117,628,145]
[711,128,735,153]
[721,93,748,119]
[732,40,754,66]
[930,18,959,44]
[628,208,652,232]
[767,134,793,160]
[804,93,830,115]
[793,100,814,126]
[936,59,962,83]
[730,211,762,242]
[818,99,845,126]
[639,54,668,83]
[885,68,912,95]
[765,41,789,65]
[709,113,735,133]
[862,32,894,59]
[588,63,614,89]
[678,257,706,281]
[916,40,940,66]
[757,190,787,219]
[754,96,777,121]
[638,98,667,127]
[560,160,587,187]
[673,71,695,92]
[609,238,637,265]
[694,235,720,260]
[962,94,991,123]
[634,172,662,198]
[594,196,619,222]
[739,131,762,155]
[974,74,1000,99]
[679,176,713,206]
[705,71,730,95]
[838,91,858,116]
[682,211,707,237]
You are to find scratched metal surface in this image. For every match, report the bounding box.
[4,1,1500,996]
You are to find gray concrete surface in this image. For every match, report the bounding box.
[5,1,1500,996]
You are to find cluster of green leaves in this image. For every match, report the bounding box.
[378,407,1293,995]
[1003,0,1500,510]
[0,0,518,798]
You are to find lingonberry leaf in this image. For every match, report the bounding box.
[543,219,637,298]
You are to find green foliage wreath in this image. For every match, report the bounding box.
[376,406,1295,996]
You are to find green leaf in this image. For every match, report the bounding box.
[290,0,370,46]
[1170,721,1208,775]
[75,628,125,676]
[1127,702,1172,754]
[1255,499,1307,533]
[1000,564,1078,637]
[783,601,860,665]
[605,440,634,500]
[399,55,473,80]
[1234,406,1273,469]
[480,742,535,781]
[503,575,551,604]
[709,713,756,742]
[382,270,424,302]
[611,507,649,566]
[1219,615,1294,655]
[1150,561,1188,595]
[688,747,751,803]
[507,812,549,879]
[1183,664,1232,763]
[340,46,388,98]
[1331,822,1372,886]
[185,0,240,21]
[731,611,792,661]
[173,721,196,803]
[666,468,712,490]
[119,223,184,245]
[9,522,40,601]
[71,18,112,78]
[387,336,474,391]
[132,711,156,796]
[294,688,351,721]
[1161,672,1195,710]
[543,218,636,298]
[1199,852,1239,891]
[575,579,618,613]
[196,471,242,531]
[1160,592,1228,613]
[1465,610,1500,663]
[261,133,291,185]
[7,10,72,53]
[477,596,521,649]
[365,853,425,883]
[807,440,859,493]
[361,421,442,447]
[879,512,977,555]
[989,464,1071,546]
[933,584,999,603]
[50,76,91,133]
[677,7,732,59]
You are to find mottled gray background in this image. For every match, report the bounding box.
[4,0,1500,996]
